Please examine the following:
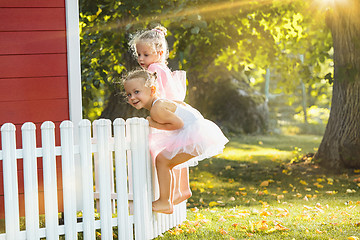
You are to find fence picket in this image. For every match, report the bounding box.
[1,123,20,239]
[60,121,77,239]
[143,120,154,238]
[94,119,113,239]
[128,118,152,240]
[41,121,59,239]
[78,119,95,240]
[113,118,132,240]
[22,122,40,239]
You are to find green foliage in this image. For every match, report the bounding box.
[80,0,334,128]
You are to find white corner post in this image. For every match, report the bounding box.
[65,0,82,130]
[65,0,83,211]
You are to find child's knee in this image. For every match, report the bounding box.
[156,154,170,168]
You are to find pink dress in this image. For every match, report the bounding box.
[148,63,186,101]
[150,99,229,169]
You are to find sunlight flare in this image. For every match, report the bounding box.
[84,0,293,34]
[314,0,350,10]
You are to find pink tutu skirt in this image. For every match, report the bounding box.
[149,104,228,169]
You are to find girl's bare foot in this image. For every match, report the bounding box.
[173,190,192,205]
[152,199,173,214]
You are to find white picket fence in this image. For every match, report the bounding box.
[0,118,186,240]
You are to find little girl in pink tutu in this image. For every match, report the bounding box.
[123,69,228,213]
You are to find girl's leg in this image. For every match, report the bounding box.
[173,167,192,205]
[153,154,172,213]
[170,169,176,203]
[172,168,182,204]
[153,152,194,213]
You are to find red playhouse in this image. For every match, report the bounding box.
[0,0,82,218]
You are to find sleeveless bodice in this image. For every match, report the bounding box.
[174,103,203,128]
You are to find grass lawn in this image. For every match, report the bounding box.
[155,134,360,240]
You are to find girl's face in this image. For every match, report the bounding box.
[136,42,162,69]
[124,78,154,110]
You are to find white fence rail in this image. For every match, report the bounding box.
[0,118,186,239]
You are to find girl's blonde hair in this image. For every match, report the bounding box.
[129,25,169,64]
[123,68,158,88]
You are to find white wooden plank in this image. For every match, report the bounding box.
[1,123,20,239]
[41,121,59,240]
[78,119,95,240]
[60,121,77,239]
[21,122,40,239]
[113,118,132,240]
[128,118,152,240]
[143,119,155,238]
[94,119,113,239]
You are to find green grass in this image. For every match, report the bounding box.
[155,134,360,240]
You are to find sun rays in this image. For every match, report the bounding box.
[82,0,295,34]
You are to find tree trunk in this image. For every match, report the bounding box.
[315,0,360,169]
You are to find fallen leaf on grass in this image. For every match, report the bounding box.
[232,223,247,229]
[186,227,196,233]
[260,211,272,217]
[282,169,292,175]
[346,189,356,194]
[169,227,184,235]
[219,228,228,235]
[326,190,338,195]
[316,178,325,182]
[277,194,285,200]
[275,208,290,217]
[200,219,209,224]
[209,201,219,207]
[327,178,334,185]
[300,180,308,185]
[313,182,324,188]
[260,181,269,187]
[191,207,199,212]
[275,223,289,231]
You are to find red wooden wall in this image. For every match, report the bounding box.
[0,0,70,218]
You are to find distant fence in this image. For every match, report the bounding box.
[0,118,186,239]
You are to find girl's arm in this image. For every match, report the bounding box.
[147,103,183,130]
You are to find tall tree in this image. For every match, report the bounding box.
[315,0,360,169]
